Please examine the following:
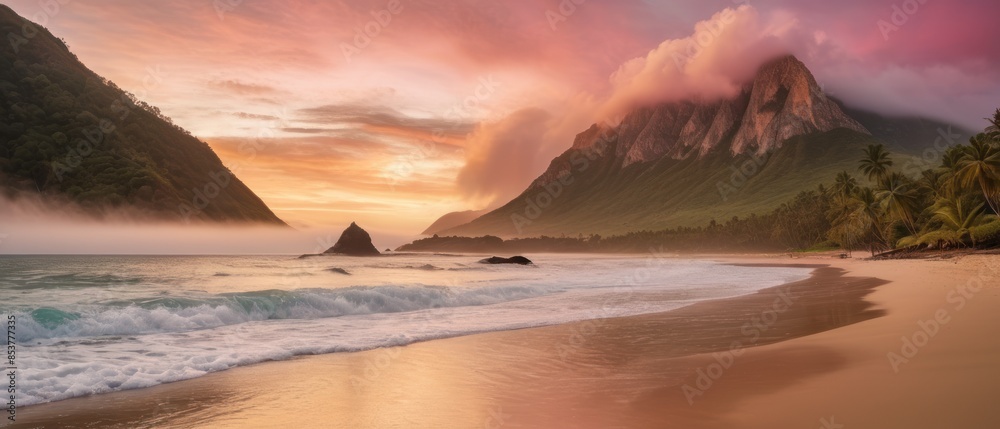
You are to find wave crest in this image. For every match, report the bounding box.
[15,285,548,341]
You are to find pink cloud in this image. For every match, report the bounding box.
[600,6,806,118]
[456,108,554,205]
[4,0,999,232]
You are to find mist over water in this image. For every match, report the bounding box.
[0,195,413,254]
[0,195,817,410]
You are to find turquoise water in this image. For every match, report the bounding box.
[0,254,812,406]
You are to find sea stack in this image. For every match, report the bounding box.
[324,222,380,256]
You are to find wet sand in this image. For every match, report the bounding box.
[11,255,1000,428]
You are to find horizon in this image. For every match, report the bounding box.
[3,0,998,244]
[3,2,1000,427]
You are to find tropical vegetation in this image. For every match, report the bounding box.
[828,108,1000,254]
[402,109,1000,255]
[0,7,284,223]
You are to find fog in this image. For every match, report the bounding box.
[0,196,415,255]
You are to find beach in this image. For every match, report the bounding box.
[11,254,1000,429]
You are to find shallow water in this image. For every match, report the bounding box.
[0,254,812,406]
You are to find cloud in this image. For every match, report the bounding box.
[458,2,1000,207]
[0,194,423,254]
[234,112,280,120]
[298,104,474,135]
[281,127,331,134]
[601,6,804,117]
[296,103,476,143]
[211,80,283,96]
[456,108,554,204]
[819,62,997,131]
[4,0,998,235]
[452,6,809,206]
[206,135,467,233]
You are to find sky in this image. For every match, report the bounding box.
[5,0,1000,236]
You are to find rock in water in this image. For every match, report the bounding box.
[479,256,533,265]
[324,222,380,256]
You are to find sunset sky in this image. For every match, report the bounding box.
[7,0,999,235]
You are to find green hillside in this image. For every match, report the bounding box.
[438,56,962,239]
[445,128,887,237]
[0,5,284,224]
[838,102,976,155]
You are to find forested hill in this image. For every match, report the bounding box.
[0,5,285,224]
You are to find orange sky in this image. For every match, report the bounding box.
[7,0,998,236]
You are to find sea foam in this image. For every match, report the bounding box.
[2,254,813,406]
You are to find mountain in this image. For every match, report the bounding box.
[442,56,961,238]
[837,102,976,154]
[0,5,284,224]
[421,209,489,235]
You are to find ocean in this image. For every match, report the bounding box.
[0,254,812,406]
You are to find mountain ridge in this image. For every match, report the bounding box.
[421,209,489,236]
[0,5,285,225]
[437,55,963,238]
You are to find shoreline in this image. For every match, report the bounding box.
[10,254,1000,428]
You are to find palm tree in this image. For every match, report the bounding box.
[859,144,893,183]
[877,172,921,236]
[855,187,889,255]
[918,169,949,199]
[922,193,997,248]
[941,145,966,174]
[827,171,861,255]
[986,108,1000,139]
[934,194,993,232]
[832,171,858,200]
[827,200,862,256]
[956,133,1000,215]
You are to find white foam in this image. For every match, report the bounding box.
[14,284,550,341]
[4,255,813,406]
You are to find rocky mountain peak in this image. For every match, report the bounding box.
[730,55,868,154]
[570,55,869,168]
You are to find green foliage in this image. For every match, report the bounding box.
[402,186,835,253]
[858,144,893,183]
[877,172,921,235]
[955,133,1000,214]
[0,5,283,224]
[828,109,1000,252]
[970,220,1000,245]
[930,193,993,233]
[410,107,1000,255]
[985,108,1000,139]
[898,229,964,250]
[451,128,877,237]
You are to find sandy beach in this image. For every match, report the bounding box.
[11,255,1000,429]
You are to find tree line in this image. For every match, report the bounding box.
[400,108,1000,255]
[827,109,1000,255]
